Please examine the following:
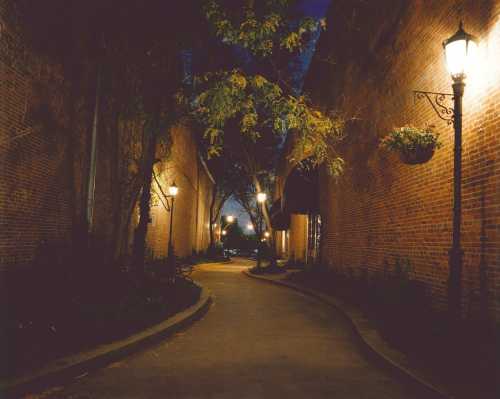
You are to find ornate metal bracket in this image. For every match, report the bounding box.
[413,90,454,125]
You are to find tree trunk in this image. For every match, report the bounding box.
[208,183,218,255]
[132,120,158,277]
[110,114,122,266]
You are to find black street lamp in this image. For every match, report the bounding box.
[167,182,179,271]
[443,22,478,319]
[415,22,478,319]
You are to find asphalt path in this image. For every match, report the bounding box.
[28,259,427,399]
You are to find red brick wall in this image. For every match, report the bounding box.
[1,2,214,269]
[145,124,214,260]
[307,0,500,320]
[0,1,93,267]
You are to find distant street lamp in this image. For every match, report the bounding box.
[443,22,477,319]
[247,223,254,231]
[414,22,477,319]
[226,215,235,223]
[256,192,267,268]
[222,230,227,236]
[264,231,270,238]
[167,182,179,270]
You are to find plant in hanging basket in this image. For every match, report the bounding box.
[380,125,442,165]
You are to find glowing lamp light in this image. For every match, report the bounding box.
[247,223,254,230]
[222,230,227,236]
[443,22,478,80]
[264,231,270,238]
[257,192,267,203]
[226,215,235,223]
[168,182,179,197]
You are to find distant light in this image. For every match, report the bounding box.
[169,182,179,197]
[257,192,267,203]
[247,223,254,230]
[264,231,270,238]
[226,215,235,223]
[222,230,227,236]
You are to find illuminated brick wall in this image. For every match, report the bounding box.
[144,124,214,260]
[307,0,500,319]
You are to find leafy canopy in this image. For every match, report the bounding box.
[204,0,326,57]
[190,69,345,175]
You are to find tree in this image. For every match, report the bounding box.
[96,1,189,276]
[187,1,345,267]
[13,1,199,275]
[205,156,243,255]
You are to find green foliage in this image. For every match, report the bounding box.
[380,125,442,153]
[204,0,326,56]
[189,69,345,175]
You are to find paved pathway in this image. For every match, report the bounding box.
[32,259,427,398]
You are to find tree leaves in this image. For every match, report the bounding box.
[204,0,325,57]
[190,69,345,174]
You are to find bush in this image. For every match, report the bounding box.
[2,239,201,379]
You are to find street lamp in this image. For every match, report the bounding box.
[226,215,235,223]
[168,182,179,197]
[167,182,179,270]
[264,231,270,238]
[222,230,227,236]
[256,192,267,268]
[443,22,478,319]
[443,22,478,80]
[413,22,478,319]
[247,223,254,231]
[257,192,267,203]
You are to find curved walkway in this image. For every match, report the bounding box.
[34,259,427,398]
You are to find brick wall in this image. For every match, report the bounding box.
[145,124,214,260]
[0,1,93,267]
[1,1,214,270]
[306,0,500,320]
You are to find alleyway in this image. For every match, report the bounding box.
[36,259,428,399]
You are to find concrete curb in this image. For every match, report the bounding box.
[242,269,452,399]
[1,282,212,398]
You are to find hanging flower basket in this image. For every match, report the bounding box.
[399,145,436,164]
[380,125,441,165]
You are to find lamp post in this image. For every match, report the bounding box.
[256,192,267,268]
[413,22,477,319]
[167,182,179,270]
[443,22,477,319]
